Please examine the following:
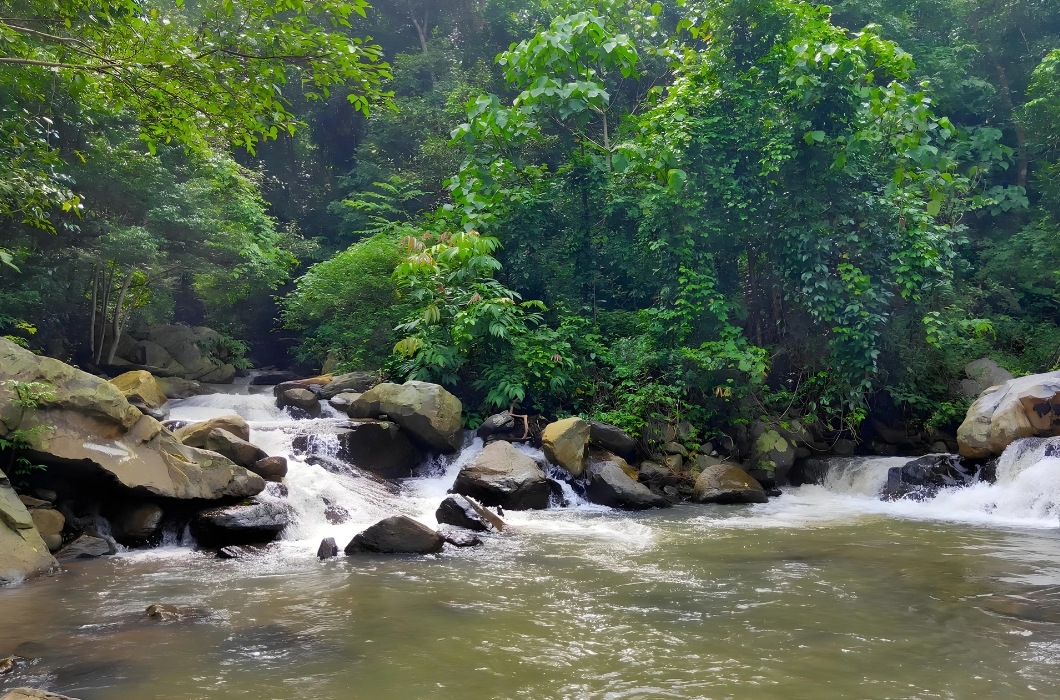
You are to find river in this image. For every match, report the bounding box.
[2,386,1060,699]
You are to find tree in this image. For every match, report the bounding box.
[0,0,391,234]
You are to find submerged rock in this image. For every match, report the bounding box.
[217,546,249,560]
[881,454,978,501]
[348,381,463,453]
[453,441,549,510]
[344,515,444,555]
[317,537,340,560]
[435,494,506,531]
[191,501,288,547]
[692,464,768,504]
[441,530,483,547]
[0,688,82,699]
[55,534,112,561]
[541,417,590,477]
[585,460,670,510]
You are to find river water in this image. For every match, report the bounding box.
[2,388,1060,699]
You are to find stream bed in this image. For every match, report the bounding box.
[2,388,1060,699]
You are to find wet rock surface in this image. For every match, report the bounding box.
[692,464,768,504]
[348,381,463,453]
[55,534,112,561]
[881,454,979,501]
[293,422,425,479]
[453,441,549,510]
[435,494,506,531]
[585,460,670,510]
[191,501,289,547]
[317,537,339,560]
[344,516,444,555]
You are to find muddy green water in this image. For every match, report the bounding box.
[3,505,1060,700]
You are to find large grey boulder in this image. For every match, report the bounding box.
[349,381,463,453]
[204,428,267,468]
[692,464,768,504]
[319,372,379,399]
[958,371,1060,458]
[0,339,264,501]
[250,456,288,482]
[958,358,1015,399]
[145,325,235,382]
[541,417,590,477]
[435,494,506,531]
[589,421,638,457]
[278,387,321,416]
[452,441,549,510]
[344,515,444,554]
[585,460,669,510]
[112,503,164,544]
[0,469,58,584]
[293,421,424,479]
[191,501,288,547]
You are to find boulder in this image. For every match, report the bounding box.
[319,372,379,399]
[661,441,688,457]
[328,392,361,412]
[832,439,857,457]
[198,363,237,384]
[109,370,169,421]
[190,501,288,547]
[477,411,518,441]
[349,381,463,453]
[452,441,549,510]
[55,534,112,561]
[435,494,506,531]
[692,464,768,504]
[0,689,82,700]
[279,387,321,415]
[441,531,482,547]
[174,414,250,446]
[344,515,444,555]
[881,454,979,501]
[541,417,590,477]
[29,508,64,538]
[957,371,1060,458]
[749,422,796,478]
[0,340,264,502]
[958,358,1015,399]
[0,469,58,584]
[113,503,164,544]
[136,339,185,375]
[589,421,638,457]
[250,456,288,482]
[155,376,203,400]
[585,460,669,510]
[293,422,424,479]
[317,537,340,560]
[273,375,333,397]
[204,428,267,468]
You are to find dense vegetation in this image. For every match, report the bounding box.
[3,0,1060,448]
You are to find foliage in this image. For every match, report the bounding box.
[0,380,54,476]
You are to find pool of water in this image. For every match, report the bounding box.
[3,392,1060,699]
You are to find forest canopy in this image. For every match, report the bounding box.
[3,0,1060,447]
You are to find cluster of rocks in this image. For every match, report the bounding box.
[0,338,293,583]
[106,324,238,384]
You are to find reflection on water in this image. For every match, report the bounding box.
[2,511,1060,700]
[2,391,1060,699]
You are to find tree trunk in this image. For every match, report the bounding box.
[105,268,135,365]
[94,266,114,364]
[88,263,99,359]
